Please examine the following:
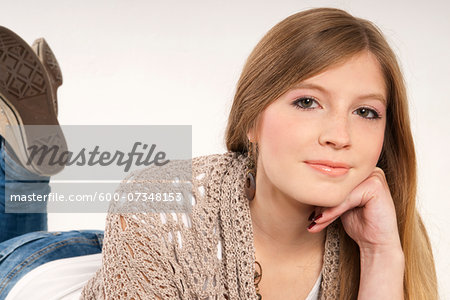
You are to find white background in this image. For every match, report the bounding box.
[2,0,449,297]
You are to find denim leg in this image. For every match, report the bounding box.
[0,135,50,243]
[0,229,104,298]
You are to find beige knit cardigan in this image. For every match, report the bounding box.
[81,151,341,299]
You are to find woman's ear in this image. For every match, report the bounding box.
[247,116,261,143]
[247,132,253,143]
[247,128,256,143]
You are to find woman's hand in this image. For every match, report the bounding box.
[307,167,402,252]
[307,167,405,299]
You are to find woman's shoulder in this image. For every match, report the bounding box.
[191,151,248,185]
[192,151,247,172]
[117,150,246,184]
[113,151,248,198]
[103,150,251,251]
[105,150,249,232]
[90,151,250,298]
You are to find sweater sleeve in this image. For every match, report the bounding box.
[80,212,180,299]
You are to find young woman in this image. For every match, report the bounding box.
[81,7,438,299]
[1,7,438,300]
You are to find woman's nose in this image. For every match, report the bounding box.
[318,113,351,149]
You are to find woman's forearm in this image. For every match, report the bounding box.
[358,247,405,299]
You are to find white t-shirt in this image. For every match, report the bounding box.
[5,253,102,300]
[306,271,322,300]
[6,253,322,300]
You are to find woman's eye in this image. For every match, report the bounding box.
[292,98,382,120]
[293,97,319,110]
[354,107,381,120]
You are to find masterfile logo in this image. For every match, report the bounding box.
[4,125,193,214]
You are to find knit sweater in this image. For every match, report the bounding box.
[80,151,341,299]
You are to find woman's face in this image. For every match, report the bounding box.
[249,51,387,207]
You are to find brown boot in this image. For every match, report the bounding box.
[0,26,67,176]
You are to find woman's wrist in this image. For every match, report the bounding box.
[359,242,404,259]
[358,246,405,299]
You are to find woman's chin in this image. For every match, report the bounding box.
[291,192,347,208]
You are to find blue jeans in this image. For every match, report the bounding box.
[0,135,50,242]
[0,135,104,298]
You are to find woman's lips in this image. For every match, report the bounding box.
[304,161,350,177]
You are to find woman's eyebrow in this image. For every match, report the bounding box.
[291,82,387,106]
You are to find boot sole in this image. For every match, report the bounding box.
[0,26,67,176]
[32,37,62,116]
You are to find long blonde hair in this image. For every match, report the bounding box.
[225,7,438,299]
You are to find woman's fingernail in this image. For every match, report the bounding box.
[308,221,316,229]
[308,211,315,221]
[312,213,322,222]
